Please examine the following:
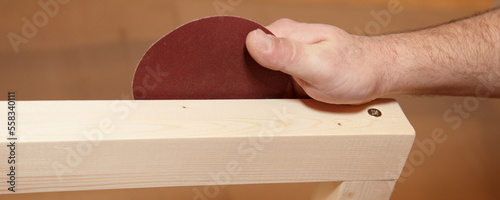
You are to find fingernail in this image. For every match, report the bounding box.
[251,29,273,52]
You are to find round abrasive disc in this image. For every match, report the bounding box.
[132,16,292,100]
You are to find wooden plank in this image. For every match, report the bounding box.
[0,99,414,194]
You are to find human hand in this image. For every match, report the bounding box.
[246,19,388,104]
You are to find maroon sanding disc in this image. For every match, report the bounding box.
[132,16,292,100]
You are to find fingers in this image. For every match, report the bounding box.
[246,28,324,82]
[246,19,382,105]
[266,18,330,44]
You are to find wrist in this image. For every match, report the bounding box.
[353,34,408,97]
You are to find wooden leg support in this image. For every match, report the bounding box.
[312,181,395,200]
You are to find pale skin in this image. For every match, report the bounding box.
[246,9,500,104]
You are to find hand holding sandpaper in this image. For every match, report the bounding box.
[135,12,500,103]
[133,16,293,100]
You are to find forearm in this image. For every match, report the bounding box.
[362,8,500,97]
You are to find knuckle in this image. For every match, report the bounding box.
[270,18,296,30]
[287,40,303,65]
[275,18,295,24]
[274,39,303,70]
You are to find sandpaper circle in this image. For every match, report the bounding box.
[132,16,292,100]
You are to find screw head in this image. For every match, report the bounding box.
[368,108,382,117]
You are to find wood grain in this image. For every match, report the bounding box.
[0,99,414,194]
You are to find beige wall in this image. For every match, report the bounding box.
[1,0,499,199]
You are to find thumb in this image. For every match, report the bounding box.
[246,29,318,81]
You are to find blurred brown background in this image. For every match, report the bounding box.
[1,0,500,199]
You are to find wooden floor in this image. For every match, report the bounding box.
[1,0,499,199]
